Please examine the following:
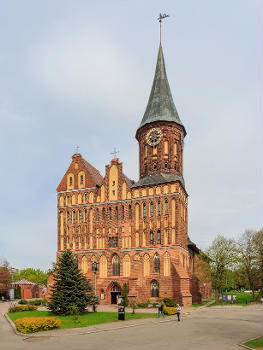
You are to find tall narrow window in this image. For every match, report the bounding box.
[67,212,70,224]
[150,231,154,245]
[78,210,82,223]
[122,205,124,219]
[157,229,161,244]
[165,200,168,214]
[143,203,146,217]
[96,208,99,221]
[150,202,153,216]
[112,255,120,276]
[151,280,159,297]
[69,177,73,186]
[157,201,161,216]
[109,237,112,248]
[85,209,87,222]
[103,208,105,220]
[73,211,76,224]
[80,175,84,185]
[85,193,88,202]
[115,207,118,220]
[129,205,132,219]
[154,253,160,273]
[67,196,71,205]
[109,207,112,220]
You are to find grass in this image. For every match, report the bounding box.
[243,336,263,349]
[208,292,256,307]
[8,310,156,330]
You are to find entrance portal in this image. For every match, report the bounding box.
[110,283,121,304]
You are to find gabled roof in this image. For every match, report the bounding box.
[123,173,134,188]
[14,278,36,285]
[138,44,184,131]
[81,158,103,186]
[131,173,185,188]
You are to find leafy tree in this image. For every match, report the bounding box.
[14,268,48,286]
[206,235,237,302]
[194,252,212,285]
[253,229,263,298]
[48,250,93,315]
[237,230,258,298]
[122,283,129,307]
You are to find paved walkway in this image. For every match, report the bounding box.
[1,301,262,350]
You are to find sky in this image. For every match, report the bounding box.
[0,0,262,271]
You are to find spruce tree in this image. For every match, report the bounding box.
[48,250,93,315]
[122,283,129,307]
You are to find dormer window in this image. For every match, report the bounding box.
[69,177,73,186]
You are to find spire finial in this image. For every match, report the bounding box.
[75,145,80,154]
[110,147,119,159]
[158,13,169,43]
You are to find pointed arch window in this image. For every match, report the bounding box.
[154,253,160,273]
[157,229,161,244]
[69,177,73,186]
[84,193,88,202]
[165,200,168,214]
[143,203,146,217]
[80,175,84,185]
[150,231,154,245]
[112,255,120,276]
[85,209,87,222]
[78,210,82,223]
[109,207,112,220]
[129,205,132,219]
[122,205,125,219]
[115,206,118,220]
[96,208,99,221]
[73,211,76,224]
[150,202,153,216]
[151,280,159,297]
[103,208,105,220]
[157,201,161,216]
[67,212,70,224]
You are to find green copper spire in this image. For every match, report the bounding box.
[138,44,184,129]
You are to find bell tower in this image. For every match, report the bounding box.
[135,44,186,180]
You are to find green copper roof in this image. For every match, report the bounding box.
[139,44,184,129]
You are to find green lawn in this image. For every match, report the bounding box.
[208,292,256,307]
[244,336,263,349]
[8,310,156,330]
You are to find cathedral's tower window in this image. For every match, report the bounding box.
[69,177,73,186]
[78,210,82,223]
[115,207,118,220]
[96,208,99,221]
[112,255,120,276]
[151,280,159,297]
[150,202,154,216]
[109,207,112,220]
[67,212,70,224]
[157,229,161,244]
[103,208,105,220]
[122,205,124,219]
[165,200,168,214]
[128,205,132,218]
[157,201,161,216]
[84,193,88,203]
[143,203,146,217]
[73,211,76,224]
[150,230,154,245]
[80,175,84,184]
[154,253,160,273]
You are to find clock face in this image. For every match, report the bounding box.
[146,128,163,146]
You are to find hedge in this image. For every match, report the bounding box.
[15,317,61,333]
[163,306,177,315]
[8,305,37,313]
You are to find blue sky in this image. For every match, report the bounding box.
[0,0,261,270]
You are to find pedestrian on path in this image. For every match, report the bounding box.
[176,304,181,321]
[158,302,165,318]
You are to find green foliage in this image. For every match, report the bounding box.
[9,305,37,312]
[14,286,21,299]
[69,305,80,323]
[163,297,177,307]
[48,250,93,315]
[15,317,60,333]
[18,299,28,305]
[244,336,263,349]
[28,299,42,306]
[122,283,129,307]
[137,300,150,308]
[14,268,48,286]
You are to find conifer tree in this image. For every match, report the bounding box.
[48,250,93,315]
[122,283,129,307]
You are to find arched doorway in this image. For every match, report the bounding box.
[110,283,121,304]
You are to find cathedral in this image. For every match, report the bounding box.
[55,44,211,306]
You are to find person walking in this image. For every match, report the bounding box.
[176,304,181,321]
[158,301,165,318]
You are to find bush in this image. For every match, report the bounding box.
[41,299,47,306]
[163,306,177,315]
[137,301,150,308]
[8,305,37,313]
[18,299,28,305]
[15,317,61,333]
[28,299,42,306]
[163,298,177,307]
[122,283,129,307]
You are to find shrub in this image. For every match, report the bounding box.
[137,302,149,308]
[122,283,129,307]
[8,305,37,312]
[18,299,28,305]
[41,299,47,306]
[15,317,61,333]
[163,297,177,307]
[163,306,177,315]
[28,299,42,306]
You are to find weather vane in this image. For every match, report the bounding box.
[158,13,170,43]
[110,147,119,159]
